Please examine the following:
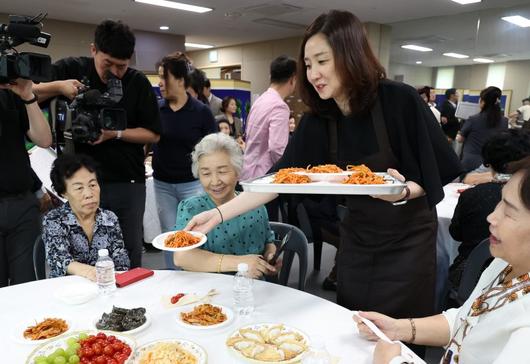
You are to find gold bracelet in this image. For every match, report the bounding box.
[217,254,225,273]
[409,318,416,343]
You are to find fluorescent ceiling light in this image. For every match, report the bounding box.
[416,61,423,64]
[443,52,469,59]
[185,42,214,49]
[473,58,494,63]
[159,26,169,30]
[451,0,481,4]
[133,0,212,13]
[401,44,433,52]
[502,15,530,28]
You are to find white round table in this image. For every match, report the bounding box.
[2,270,377,363]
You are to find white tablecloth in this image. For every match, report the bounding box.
[1,271,377,363]
[434,183,468,309]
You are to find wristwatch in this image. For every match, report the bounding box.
[392,184,411,206]
[116,130,123,140]
[22,94,38,104]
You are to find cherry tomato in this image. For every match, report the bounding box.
[122,346,132,356]
[170,293,185,304]
[96,332,107,339]
[112,342,123,352]
[92,343,103,355]
[94,356,106,364]
[107,335,116,343]
[103,345,114,356]
[106,359,118,364]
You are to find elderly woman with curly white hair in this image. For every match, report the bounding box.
[172,133,278,278]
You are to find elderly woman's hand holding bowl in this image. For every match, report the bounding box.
[43,154,130,281]
[174,133,280,279]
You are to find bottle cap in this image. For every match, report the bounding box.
[237,263,249,272]
[98,249,109,257]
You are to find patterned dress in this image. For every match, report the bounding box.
[43,203,130,277]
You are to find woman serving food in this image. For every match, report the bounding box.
[185,10,462,335]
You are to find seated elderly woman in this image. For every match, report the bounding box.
[355,155,530,363]
[172,133,278,278]
[43,154,129,280]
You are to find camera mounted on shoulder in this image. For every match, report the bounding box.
[62,71,127,144]
[0,13,52,84]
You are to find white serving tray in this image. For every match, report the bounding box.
[240,173,406,195]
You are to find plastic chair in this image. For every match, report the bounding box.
[33,234,47,280]
[269,222,308,291]
[454,238,493,305]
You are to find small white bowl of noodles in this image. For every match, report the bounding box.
[134,338,207,364]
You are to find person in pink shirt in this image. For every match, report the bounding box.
[240,55,297,181]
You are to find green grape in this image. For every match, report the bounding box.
[68,355,80,364]
[34,356,47,362]
[53,357,66,364]
[71,343,81,351]
[78,332,88,340]
[47,353,58,363]
[65,347,76,357]
[54,348,66,357]
[34,358,47,364]
[66,337,77,346]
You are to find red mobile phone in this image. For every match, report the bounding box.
[115,267,154,288]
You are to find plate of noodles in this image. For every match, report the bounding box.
[13,316,74,345]
[133,338,207,364]
[175,303,234,330]
[241,164,406,195]
[151,230,207,252]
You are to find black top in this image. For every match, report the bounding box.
[439,99,460,139]
[52,57,161,183]
[277,79,462,207]
[461,112,508,157]
[449,182,502,258]
[152,96,216,183]
[0,90,33,196]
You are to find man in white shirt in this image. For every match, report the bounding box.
[509,97,530,128]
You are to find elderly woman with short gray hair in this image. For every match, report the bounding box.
[172,133,278,278]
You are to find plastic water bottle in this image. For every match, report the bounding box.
[301,339,332,364]
[95,249,116,295]
[233,263,254,316]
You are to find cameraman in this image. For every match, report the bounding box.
[0,78,52,287]
[34,20,161,267]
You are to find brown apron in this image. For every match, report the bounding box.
[330,99,437,319]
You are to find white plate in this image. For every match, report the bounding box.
[294,171,353,183]
[54,282,98,305]
[93,311,151,335]
[26,330,136,364]
[133,338,207,364]
[13,316,74,345]
[241,173,406,195]
[175,304,234,330]
[151,231,207,252]
[227,323,309,364]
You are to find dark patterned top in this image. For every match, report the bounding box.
[43,203,130,278]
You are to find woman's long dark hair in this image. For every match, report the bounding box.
[480,86,502,128]
[298,10,386,117]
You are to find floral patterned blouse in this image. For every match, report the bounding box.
[42,203,130,278]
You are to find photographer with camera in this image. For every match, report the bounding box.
[0,13,53,286]
[0,78,52,286]
[34,20,161,268]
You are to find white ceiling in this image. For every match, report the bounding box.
[1,0,530,66]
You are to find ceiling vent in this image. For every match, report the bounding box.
[253,17,306,29]
[482,53,511,58]
[241,3,303,16]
